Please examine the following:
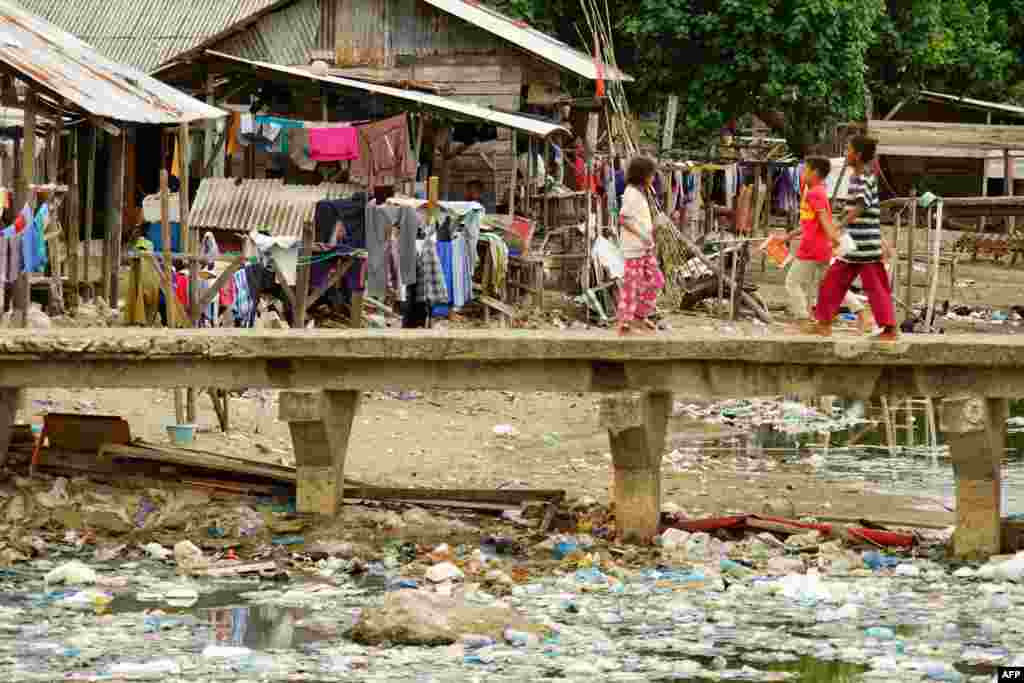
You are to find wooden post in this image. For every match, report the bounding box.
[600,391,672,543]
[526,137,534,218]
[107,131,125,308]
[940,396,1008,559]
[204,74,223,178]
[349,291,364,328]
[178,124,191,255]
[294,221,313,329]
[437,126,451,201]
[891,211,901,291]
[160,170,173,327]
[19,88,36,213]
[905,189,916,321]
[905,398,916,449]
[508,128,517,218]
[83,127,96,299]
[280,390,361,516]
[1006,149,1016,236]
[977,156,989,250]
[925,201,943,330]
[47,118,59,184]
[879,396,896,455]
[68,127,81,311]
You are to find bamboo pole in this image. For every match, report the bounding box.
[19,88,35,212]
[160,170,172,327]
[676,231,771,323]
[294,221,312,329]
[83,127,96,300]
[905,189,916,321]
[879,396,896,455]
[178,124,195,424]
[890,211,901,291]
[68,127,80,311]
[925,200,943,330]
[107,131,125,308]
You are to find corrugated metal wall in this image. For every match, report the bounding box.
[216,0,321,66]
[323,0,503,68]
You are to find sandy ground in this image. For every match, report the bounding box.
[25,246,1024,533]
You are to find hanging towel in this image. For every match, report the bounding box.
[288,129,316,171]
[309,127,360,162]
[226,112,241,156]
[6,227,20,282]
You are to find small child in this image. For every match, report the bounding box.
[805,135,899,340]
[617,156,665,335]
[784,157,867,330]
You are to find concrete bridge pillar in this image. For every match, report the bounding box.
[940,395,1008,559]
[279,390,361,516]
[600,391,673,544]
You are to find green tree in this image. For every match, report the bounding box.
[867,0,1014,111]
[618,0,883,155]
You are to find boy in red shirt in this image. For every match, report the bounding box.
[784,157,866,328]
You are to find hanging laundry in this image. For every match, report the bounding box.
[200,232,220,262]
[22,203,48,273]
[315,195,368,247]
[219,276,237,308]
[350,113,416,188]
[450,235,468,309]
[288,129,316,172]
[232,268,254,325]
[308,127,360,162]
[478,232,508,297]
[430,238,454,318]
[248,231,300,286]
[226,112,242,156]
[5,227,20,282]
[14,203,30,234]
[0,232,7,309]
[416,239,448,305]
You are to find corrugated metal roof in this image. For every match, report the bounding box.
[212,0,319,67]
[920,90,1024,118]
[0,0,226,124]
[421,0,632,82]
[175,51,568,137]
[191,178,361,236]
[14,0,282,72]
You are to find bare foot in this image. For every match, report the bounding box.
[643,319,658,331]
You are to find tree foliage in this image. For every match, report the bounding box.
[867,0,1014,108]
[493,0,1024,150]
[620,0,883,154]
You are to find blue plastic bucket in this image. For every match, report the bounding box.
[166,424,196,447]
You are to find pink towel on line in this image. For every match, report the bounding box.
[308,127,360,162]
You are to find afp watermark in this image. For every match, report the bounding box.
[999,668,1024,680]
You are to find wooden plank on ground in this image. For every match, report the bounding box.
[342,486,564,505]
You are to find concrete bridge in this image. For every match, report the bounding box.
[0,328,1017,558]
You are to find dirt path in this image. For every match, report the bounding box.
[24,384,955,530]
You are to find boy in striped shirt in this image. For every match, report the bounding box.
[805,135,898,340]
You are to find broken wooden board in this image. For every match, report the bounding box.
[342,486,564,506]
[98,441,299,485]
[44,414,131,451]
[477,295,521,320]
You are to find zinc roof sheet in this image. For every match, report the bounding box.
[0,0,226,123]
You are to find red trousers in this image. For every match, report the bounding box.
[815,260,896,327]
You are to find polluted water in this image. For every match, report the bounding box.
[1,397,1023,681]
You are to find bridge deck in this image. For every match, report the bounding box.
[0,328,1021,398]
[0,328,1012,559]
